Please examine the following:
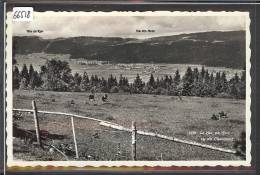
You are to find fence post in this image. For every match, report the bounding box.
[71,116,79,159]
[32,100,42,147]
[131,121,137,160]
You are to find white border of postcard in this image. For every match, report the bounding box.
[6,11,251,167]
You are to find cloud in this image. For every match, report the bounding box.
[12,12,246,39]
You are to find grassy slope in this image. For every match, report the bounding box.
[13,90,245,161]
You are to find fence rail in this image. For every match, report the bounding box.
[99,122,237,154]
[13,100,237,160]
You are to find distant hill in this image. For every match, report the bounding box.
[13,31,245,69]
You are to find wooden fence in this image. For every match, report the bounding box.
[13,100,237,160]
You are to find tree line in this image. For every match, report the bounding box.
[13,59,246,99]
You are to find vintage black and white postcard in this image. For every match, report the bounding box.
[6,11,251,167]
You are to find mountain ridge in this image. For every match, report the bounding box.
[13,30,246,69]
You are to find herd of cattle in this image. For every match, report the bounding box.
[69,94,108,105]
[88,94,108,102]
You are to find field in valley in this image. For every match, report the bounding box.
[13,90,245,161]
[15,53,243,83]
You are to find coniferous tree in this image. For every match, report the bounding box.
[21,64,29,82]
[148,74,155,88]
[118,75,129,92]
[234,73,240,83]
[113,76,118,87]
[107,74,113,90]
[200,66,205,79]
[159,76,165,89]
[94,75,99,85]
[69,73,82,92]
[13,66,20,89]
[200,70,211,97]
[215,72,221,93]
[173,70,181,85]
[28,71,42,89]
[191,77,201,96]
[155,77,160,89]
[29,64,35,80]
[209,73,214,84]
[74,73,82,86]
[164,75,171,89]
[40,65,47,76]
[80,72,90,91]
[158,77,164,88]
[209,72,216,97]
[182,67,193,96]
[229,73,240,98]
[133,74,145,93]
[193,68,199,82]
[107,74,118,90]
[90,75,95,86]
[204,70,210,83]
[145,74,156,94]
[119,74,124,87]
[169,75,173,85]
[168,75,178,96]
[100,77,108,92]
[220,72,228,93]
[123,77,129,87]
[118,74,125,92]
[190,68,201,96]
[229,72,245,99]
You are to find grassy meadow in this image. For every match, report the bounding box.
[13,90,245,161]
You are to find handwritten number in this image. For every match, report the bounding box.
[13,11,30,19]
[27,11,31,18]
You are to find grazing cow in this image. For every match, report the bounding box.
[89,94,95,102]
[102,94,108,102]
[219,111,228,118]
[93,132,100,139]
[211,114,219,120]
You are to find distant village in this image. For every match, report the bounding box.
[76,59,160,75]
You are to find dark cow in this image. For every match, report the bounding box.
[93,132,100,139]
[219,111,228,118]
[89,94,95,101]
[102,94,108,102]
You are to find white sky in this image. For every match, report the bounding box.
[12,12,246,39]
